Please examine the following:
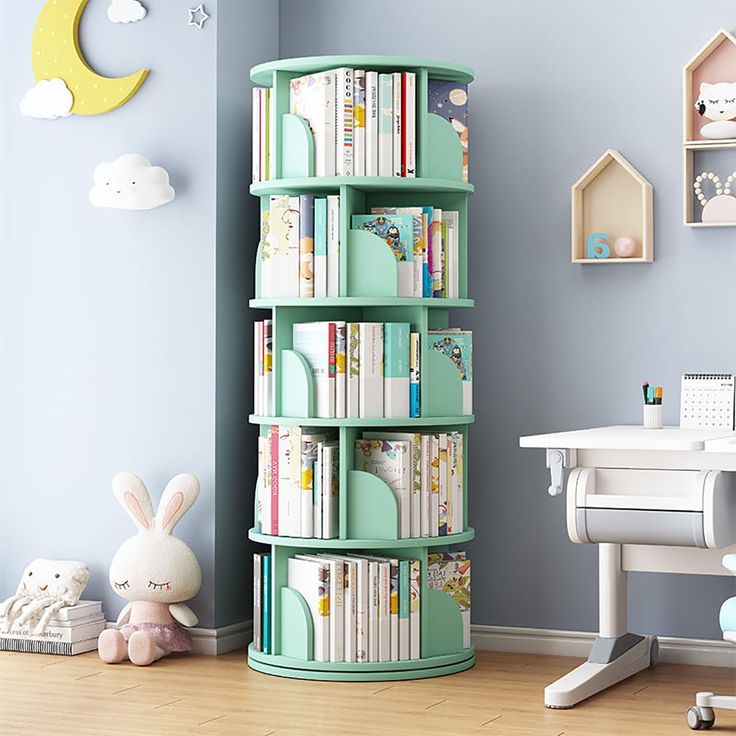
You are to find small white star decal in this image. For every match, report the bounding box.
[187,3,210,29]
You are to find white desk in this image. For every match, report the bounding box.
[519,425,736,708]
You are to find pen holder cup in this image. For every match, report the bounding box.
[643,404,663,429]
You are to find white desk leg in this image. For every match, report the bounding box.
[544,544,657,709]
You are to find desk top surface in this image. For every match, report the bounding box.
[519,425,736,452]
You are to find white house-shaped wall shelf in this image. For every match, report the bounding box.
[571,149,653,264]
[683,28,736,144]
[682,29,736,227]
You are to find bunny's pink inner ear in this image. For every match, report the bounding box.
[124,491,151,530]
[162,491,184,530]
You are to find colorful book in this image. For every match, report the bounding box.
[429,434,440,537]
[402,72,416,177]
[429,330,473,414]
[357,322,383,418]
[299,195,315,298]
[261,195,299,298]
[278,425,302,536]
[392,72,402,177]
[269,425,279,535]
[293,322,336,418]
[334,68,354,176]
[398,560,410,661]
[314,198,327,297]
[335,321,347,419]
[262,554,271,653]
[353,69,366,177]
[428,80,468,182]
[427,553,471,647]
[378,73,393,177]
[420,433,431,537]
[354,439,410,538]
[327,195,340,297]
[365,71,379,176]
[430,208,443,298]
[450,431,464,534]
[347,322,360,419]
[351,214,414,297]
[253,554,262,651]
[289,72,336,177]
[287,557,330,661]
[409,559,421,659]
[421,206,433,297]
[409,332,420,418]
[383,322,410,418]
[371,207,424,297]
[438,432,448,536]
[258,433,271,533]
[263,319,273,415]
[443,211,460,299]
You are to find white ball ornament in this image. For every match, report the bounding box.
[613,236,638,258]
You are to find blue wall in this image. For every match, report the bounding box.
[279,0,736,639]
[0,0,276,629]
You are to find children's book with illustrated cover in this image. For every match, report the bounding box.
[371,207,425,298]
[428,80,469,182]
[429,330,473,415]
[351,214,414,297]
[289,71,336,177]
[427,552,471,648]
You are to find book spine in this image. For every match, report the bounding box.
[431,209,443,298]
[252,88,261,183]
[368,560,379,662]
[430,434,440,537]
[389,560,399,662]
[330,561,344,662]
[328,321,336,418]
[264,319,273,415]
[270,425,279,535]
[288,196,301,295]
[448,431,457,534]
[335,68,354,176]
[365,71,379,176]
[313,444,323,539]
[377,562,390,662]
[383,322,410,419]
[358,323,384,418]
[260,88,269,182]
[335,321,346,419]
[52,603,103,622]
[299,195,315,298]
[327,195,340,297]
[409,332,420,418]
[403,72,416,177]
[399,560,410,661]
[314,198,327,298]
[300,438,317,538]
[421,209,432,297]
[343,561,357,663]
[323,73,336,177]
[455,432,464,533]
[279,426,302,536]
[420,434,431,537]
[356,559,369,663]
[263,555,271,653]
[378,73,393,177]
[347,322,360,419]
[410,435,421,539]
[268,86,276,179]
[441,219,448,298]
[254,321,261,415]
[253,554,262,651]
[353,70,366,177]
[261,432,271,533]
[323,444,339,539]
[392,72,402,177]
[409,559,420,659]
[438,433,448,536]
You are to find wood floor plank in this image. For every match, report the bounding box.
[0,649,733,736]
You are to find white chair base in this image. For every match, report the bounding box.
[686,690,736,729]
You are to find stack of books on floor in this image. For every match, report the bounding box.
[253,68,469,182]
[0,601,105,655]
[353,208,461,298]
[257,198,462,300]
[355,429,465,538]
[256,425,339,539]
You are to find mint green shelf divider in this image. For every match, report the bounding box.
[346,470,399,539]
[423,589,466,657]
[347,230,398,298]
[280,349,314,417]
[279,587,313,660]
[281,114,314,178]
[249,54,475,683]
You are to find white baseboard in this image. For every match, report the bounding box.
[105,620,252,656]
[471,624,736,668]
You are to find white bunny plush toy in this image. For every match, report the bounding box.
[98,472,201,666]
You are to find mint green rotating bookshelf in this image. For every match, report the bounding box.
[247,55,475,682]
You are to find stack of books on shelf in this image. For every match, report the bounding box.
[0,601,105,655]
[252,321,472,418]
[259,194,340,298]
[353,209,460,298]
[253,552,426,663]
[355,430,465,538]
[427,552,471,647]
[256,425,339,538]
[252,69,469,183]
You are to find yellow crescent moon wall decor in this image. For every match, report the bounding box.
[32,0,149,115]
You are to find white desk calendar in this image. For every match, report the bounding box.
[680,373,735,430]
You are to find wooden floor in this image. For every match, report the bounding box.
[0,649,733,736]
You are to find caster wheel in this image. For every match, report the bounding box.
[649,638,659,666]
[686,706,715,730]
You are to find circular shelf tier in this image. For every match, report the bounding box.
[250,176,473,196]
[250,297,475,309]
[249,415,475,427]
[247,644,475,681]
[250,55,474,86]
[249,527,475,549]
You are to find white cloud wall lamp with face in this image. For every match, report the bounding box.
[89,154,175,211]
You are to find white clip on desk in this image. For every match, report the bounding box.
[520,426,736,709]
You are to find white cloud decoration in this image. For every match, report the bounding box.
[19,78,73,119]
[89,154,176,211]
[108,0,147,23]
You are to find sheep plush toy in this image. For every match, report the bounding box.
[98,472,201,666]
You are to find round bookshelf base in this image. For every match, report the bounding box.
[247,644,475,682]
